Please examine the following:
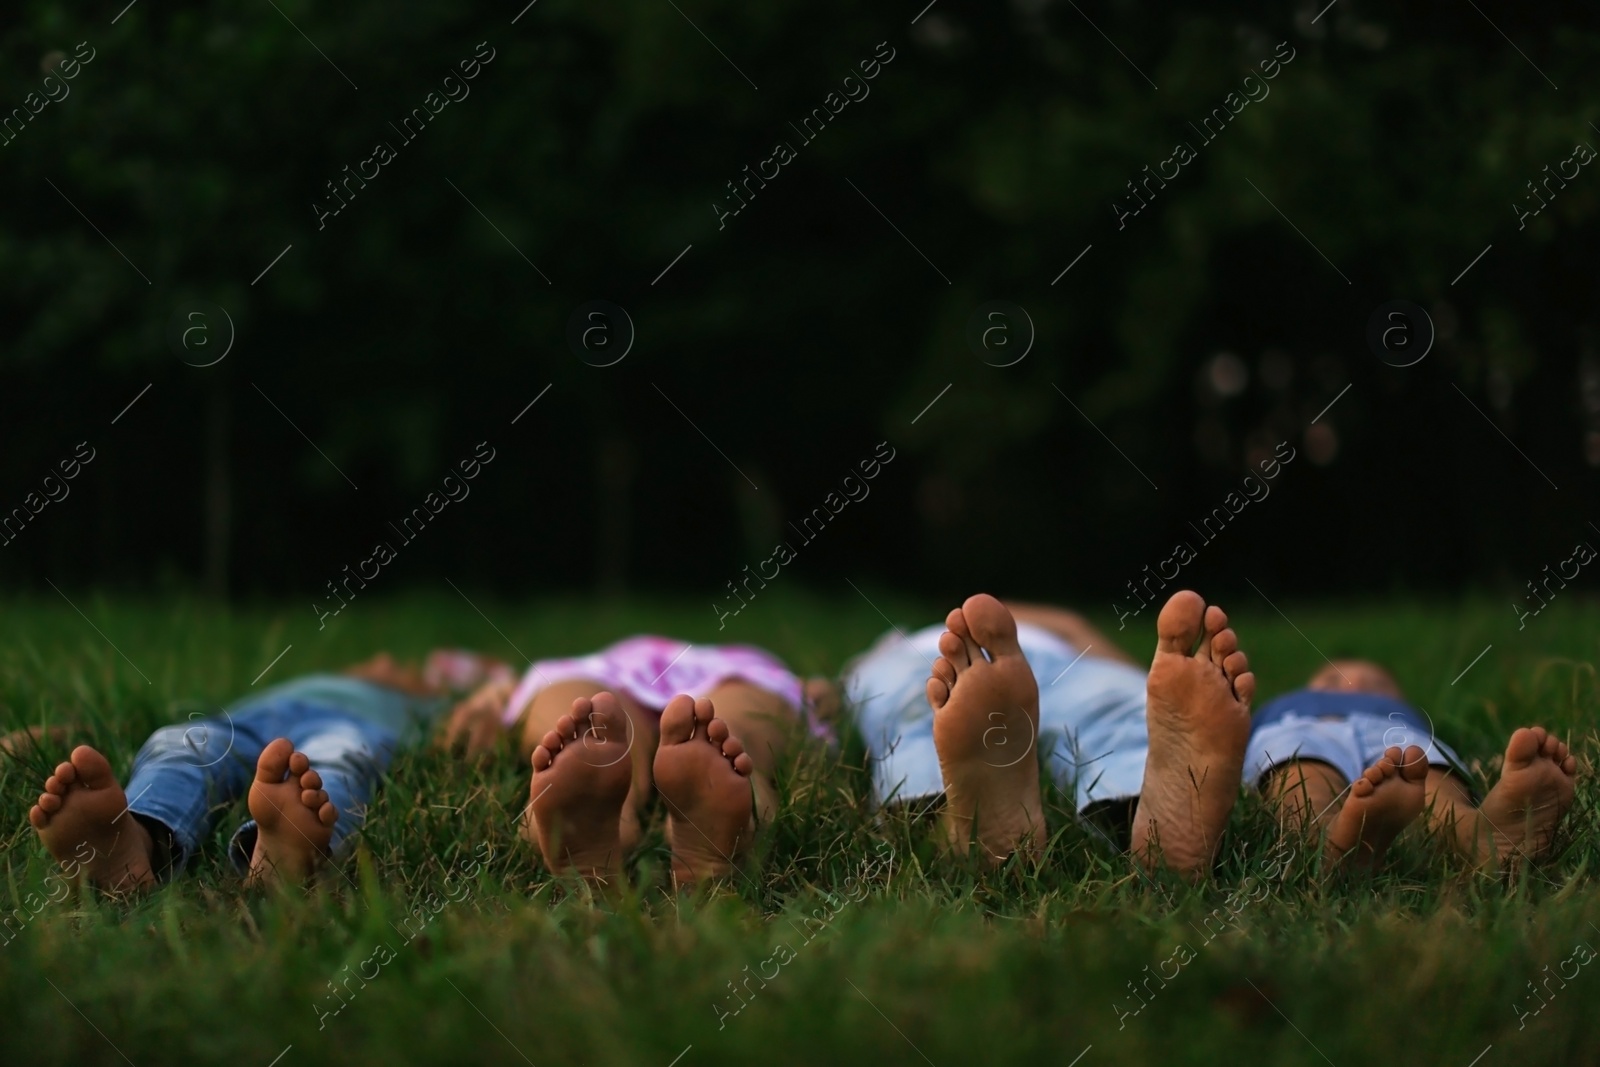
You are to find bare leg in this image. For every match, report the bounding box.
[1131,591,1255,881]
[519,679,659,882]
[1262,749,1427,870]
[1003,601,1139,666]
[1425,728,1578,872]
[927,594,1044,866]
[653,695,760,885]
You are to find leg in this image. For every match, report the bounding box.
[28,713,264,891]
[1262,749,1428,870]
[1131,591,1255,881]
[653,682,802,884]
[238,708,400,887]
[1426,727,1578,871]
[242,738,339,887]
[523,680,656,882]
[925,594,1044,866]
[1004,601,1139,666]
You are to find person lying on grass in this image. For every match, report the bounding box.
[1249,659,1579,873]
[26,651,508,891]
[438,636,825,887]
[839,589,1257,881]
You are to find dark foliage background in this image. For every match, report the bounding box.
[0,0,1594,618]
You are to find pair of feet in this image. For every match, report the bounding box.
[926,590,1255,878]
[1306,728,1578,871]
[523,692,758,886]
[27,738,337,891]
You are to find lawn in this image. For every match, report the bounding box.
[0,588,1596,1066]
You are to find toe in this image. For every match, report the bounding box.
[556,713,579,741]
[927,677,950,710]
[707,718,731,745]
[732,752,754,776]
[1210,628,1239,665]
[37,792,61,814]
[1222,650,1249,682]
[318,801,338,827]
[693,698,716,726]
[53,761,76,786]
[1233,670,1257,707]
[1155,591,1205,654]
[932,657,956,687]
[299,769,323,791]
[44,773,67,796]
[532,745,553,772]
[1561,754,1579,776]
[28,805,47,829]
[1351,776,1375,798]
[721,736,746,761]
[961,594,1023,657]
[946,605,972,641]
[660,695,697,744]
[255,738,294,784]
[938,631,970,670]
[301,788,327,808]
[540,729,564,753]
[288,751,310,776]
[1540,733,1563,759]
[1399,745,1429,779]
[69,746,116,788]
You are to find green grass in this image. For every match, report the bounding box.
[1,588,1598,1066]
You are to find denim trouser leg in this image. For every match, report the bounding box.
[124,713,273,869]
[226,707,400,870]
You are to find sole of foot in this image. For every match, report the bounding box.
[654,694,756,886]
[928,593,1044,867]
[246,737,337,888]
[526,692,635,883]
[1132,590,1255,881]
[1325,745,1428,869]
[1467,726,1578,871]
[27,745,156,893]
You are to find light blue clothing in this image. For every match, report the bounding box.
[1244,688,1469,790]
[843,622,1150,812]
[125,674,446,873]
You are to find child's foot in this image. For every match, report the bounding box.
[1464,727,1578,870]
[525,693,634,882]
[928,593,1044,866]
[1132,591,1255,880]
[1324,745,1427,868]
[27,745,157,892]
[246,738,337,887]
[654,694,756,885]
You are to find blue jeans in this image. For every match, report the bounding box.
[125,675,435,873]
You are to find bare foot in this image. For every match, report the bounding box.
[1324,745,1428,868]
[654,694,756,885]
[246,738,337,887]
[1460,727,1578,870]
[525,692,635,882]
[27,745,156,892]
[928,593,1043,866]
[1132,591,1255,880]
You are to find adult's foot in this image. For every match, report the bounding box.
[246,738,337,887]
[27,745,156,892]
[1132,591,1255,881]
[928,593,1043,866]
[654,694,756,885]
[1462,727,1578,870]
[524,692,635,882]
[1324,745,1427,868]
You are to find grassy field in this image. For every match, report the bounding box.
[1,588,1597,1066]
